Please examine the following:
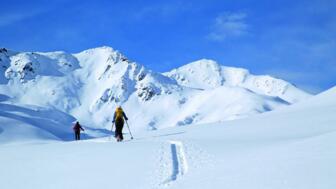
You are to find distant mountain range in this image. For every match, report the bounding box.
[0,46,312,130]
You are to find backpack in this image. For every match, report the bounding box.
[115,107,124,120]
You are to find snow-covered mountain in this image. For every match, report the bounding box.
[164,59,309,103]
[0,46,311,130]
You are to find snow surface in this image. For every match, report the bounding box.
[0,47,311,130]
[0,86,335,189]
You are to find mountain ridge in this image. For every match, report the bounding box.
[165,58,310,103]
[0,46,312,130]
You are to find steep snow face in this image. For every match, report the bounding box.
[74,46,179,106]
[71,46,181,126]
[165,59,311,103]
[0,47,308,130]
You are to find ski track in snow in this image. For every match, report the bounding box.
[161,140,188,187]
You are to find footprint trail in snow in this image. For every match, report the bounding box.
[161,140,188,186]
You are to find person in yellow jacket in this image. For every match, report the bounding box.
[112,106,128,142]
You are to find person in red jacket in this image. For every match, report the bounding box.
[73,121,84,140]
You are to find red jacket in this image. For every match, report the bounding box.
[73,123,84,133]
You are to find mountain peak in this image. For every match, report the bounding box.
[165,59,311,103]
[177,59,222,72]
[78,46,116,53]
[164,59,225,90]
[74,46,131,73]
[187,58,218,66]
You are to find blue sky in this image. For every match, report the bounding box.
[1,0,335,93]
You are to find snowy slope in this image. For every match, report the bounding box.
[0,93,112,144]
[166,86,336,189]
[165,59,311,103]
[0,86,334,189]
[0,94,77,144]
[0,47,311,130]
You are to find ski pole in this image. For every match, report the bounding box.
[81,127,85,140]
[110,122,114,140]
[125,120,134,139]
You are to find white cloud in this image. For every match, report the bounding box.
[208,12,249,41]
[0,10,45,27]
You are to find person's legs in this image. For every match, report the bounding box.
[115,119,124,141]
[114,127,118,138]
[115,124,120,140]
[116,125,121,141]
[120,124,124,140]
[75,132,80,140]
